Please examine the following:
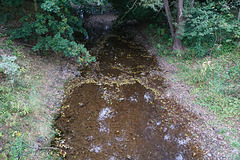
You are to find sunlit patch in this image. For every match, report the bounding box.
[175,153,184,160]
[89,144,102,153]
[86,136,94,141]
[98,107,114,121]
[129,96,138,102]
[176,137,189,146]
[170,124,175,129]
[164,134,171,141]
[99,122,110,133]
[144,92,152,103]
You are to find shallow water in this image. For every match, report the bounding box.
[54,32,204,159]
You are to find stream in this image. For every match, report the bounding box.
[54,31,204,159]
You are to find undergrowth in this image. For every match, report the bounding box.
[177,52,240,120]
[0,36,61,159]
[174,48,240,160]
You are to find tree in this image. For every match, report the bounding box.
[140,0,185,50]
[0,0,107,65]
[172,0,184,50]
[140,0,239,52]
[163,0,184,50]
[183,0,240,56]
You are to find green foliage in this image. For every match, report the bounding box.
[1,0,23,7]
[148,19,240,120]
[141,0,239,58]
[10,22,35,40]
[9,136,28,159]
[0,55,20,83]
[139,0,163,12]
[147,23,173,56]
[2,0,99,65]
[183,0,240,57]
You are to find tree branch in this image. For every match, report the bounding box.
[37,147,62,150]
[163,0,175,39]
[209,30,218,57]
[191,0,195,7]
[34,0,38,12]
[117,0,138,25]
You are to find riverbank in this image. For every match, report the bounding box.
[126,23,240,159]
[0,35,80,159]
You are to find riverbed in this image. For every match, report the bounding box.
[54,31,204,159]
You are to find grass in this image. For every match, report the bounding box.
[0,37,62,159]
[174,52,240,159]
[176,53,240,120]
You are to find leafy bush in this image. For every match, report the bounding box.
[183,1,240,58]
[3,0,98,65]
[9,136,28,159]
[0,55,20,83]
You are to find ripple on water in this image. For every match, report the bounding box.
[98,107,114,121]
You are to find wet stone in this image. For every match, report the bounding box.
[54,32,204,159]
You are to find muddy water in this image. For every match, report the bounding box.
[55,32,204,159]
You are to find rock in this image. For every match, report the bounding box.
[126,154,131,159]
[217,134,223,140]
[207,153,212,157]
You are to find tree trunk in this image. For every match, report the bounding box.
[238,5,240,21]
[191,0,195,7]
[163,0,175,39]
[164,0,184,50]
[34,0,37,12]
[173,0,184,50]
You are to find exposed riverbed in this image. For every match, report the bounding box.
[54,31,204,159]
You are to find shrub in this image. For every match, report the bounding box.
[183,1,240,58]
[0,55,20,83]
[4,0,98,65]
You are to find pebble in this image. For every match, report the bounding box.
[126,154,131,159]
[217,135,223,140]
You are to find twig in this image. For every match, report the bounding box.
[37,147,62,150]
[209,30,218,57]
[117,0,138,25]
[22,43,34,48]
[19,146,62,160]
[34,0,38,12]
